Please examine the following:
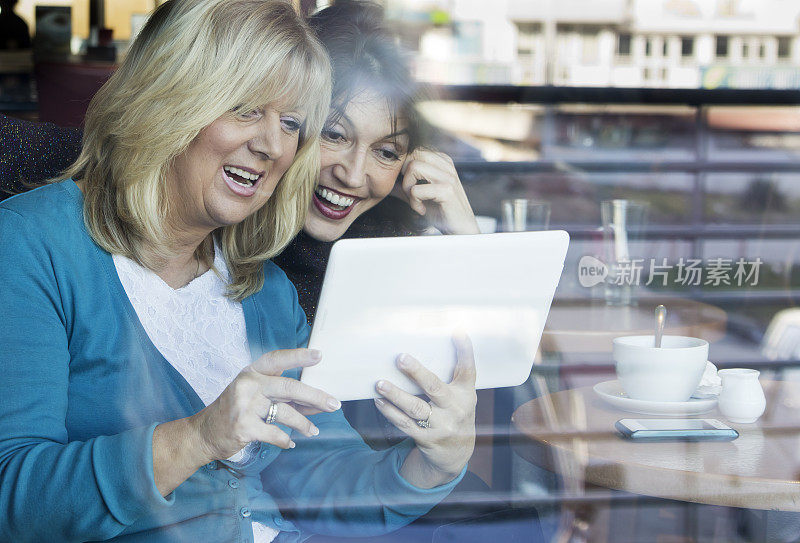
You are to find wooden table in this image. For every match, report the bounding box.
[511,380,800,511]
[541,298,727,354]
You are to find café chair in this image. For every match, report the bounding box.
[0,113,81,199]
[761,308,800,381]
[762,308,800,361]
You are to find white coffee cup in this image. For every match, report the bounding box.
[613,335,709,402]
[475,215,498,234]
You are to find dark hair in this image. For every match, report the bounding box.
[308,0,422,151]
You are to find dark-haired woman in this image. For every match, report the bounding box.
[275,0,484,465]
[276,0,478,322]
[276,3,492,538]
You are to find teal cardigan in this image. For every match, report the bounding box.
[0,180,462,542]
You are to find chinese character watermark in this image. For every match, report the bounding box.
[578,256,763,288]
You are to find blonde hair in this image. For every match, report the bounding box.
[64,0,331,300]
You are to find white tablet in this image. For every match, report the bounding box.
[300,230,569,401]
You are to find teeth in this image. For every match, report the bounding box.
[315,187,354,207]
[223,166,260,182]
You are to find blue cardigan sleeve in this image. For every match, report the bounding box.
[262,281,464,537]
[0,209,173,541]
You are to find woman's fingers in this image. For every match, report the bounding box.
[397,151,456,211]
[262,376,341,414]
[375,378,433,423]
[253,422,296,450]
[246,348,340,414]
[409,182,455,205]
[293,404,325,416]
[250,348,322,376]
[400,156,454,195]
[196,348,340,460]
[373,339,478,482]
[398,150,479,234]
[400,149,454,186]
[450,334,477,388]
[263,401,320,438]
[393,354,452,406]
[373,396,422,438]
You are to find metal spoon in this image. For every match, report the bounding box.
[654,304,667,348]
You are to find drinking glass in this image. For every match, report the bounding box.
[601,199,647,305]
[501,199,551,232]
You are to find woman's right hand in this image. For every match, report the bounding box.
[393,149,479,235]
[189,348,341,461]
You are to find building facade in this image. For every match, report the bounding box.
[387,0,800,88]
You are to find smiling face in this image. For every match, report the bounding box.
[303,92,409,242]
[166,104,304,238]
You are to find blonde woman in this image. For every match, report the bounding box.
[0,1,469,541]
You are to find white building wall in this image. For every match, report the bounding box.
[484,18,517,64]
[410,0,800,87]
[632,0,800,34]
[696,34,715,65]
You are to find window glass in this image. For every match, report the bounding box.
[617,33,631,56]
[778,36,791,58]
[9,2,800,542]
[681,36,694,57]
[716,35,730,57]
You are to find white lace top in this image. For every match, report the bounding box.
[113,248,278,543]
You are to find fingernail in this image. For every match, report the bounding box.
[289,441,296,449]
[309,426,319,437]
[374,398,385,407]
[397,354,410,369]
[327,398,341,410]
[309,349,322,361]
[376,380,387,392]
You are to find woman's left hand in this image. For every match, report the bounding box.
[393,149,480,235]
[374,335,477,487]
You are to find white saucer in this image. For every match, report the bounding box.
[593,380,718,416]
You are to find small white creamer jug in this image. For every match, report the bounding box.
[718,369,766,424]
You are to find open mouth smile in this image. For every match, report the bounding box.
[222,165,263,196]
[312,186,360,220]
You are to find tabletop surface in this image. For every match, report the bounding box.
[511,380,800,511]
[541,298,727,353]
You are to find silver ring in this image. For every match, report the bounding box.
[265,402,278,425]
[416,416,431,429]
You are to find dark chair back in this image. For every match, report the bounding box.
[0,114,82,200]
[34,61,115,128]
